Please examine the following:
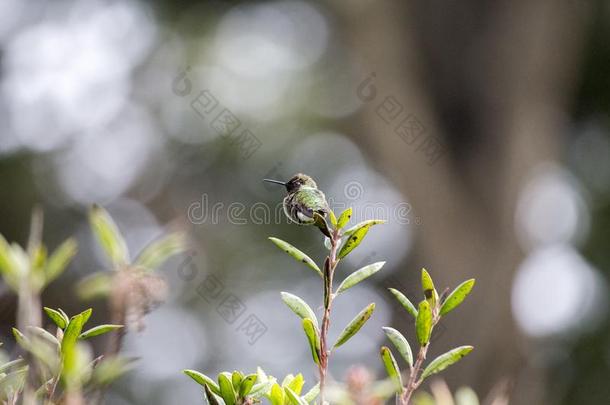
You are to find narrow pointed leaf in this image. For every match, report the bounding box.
[337,262,385,294]
[239,374,257,397]
[440,279,475,316]
[45,238,77,285]
[328,210,337,227]
[135,232,187,271]
[380,346,403,393]
[334,303,375,348]
[285,387,308,405]
[313,212,331,238]
[256,367,267,383]
[79,324,123,340]
[218,372,236,405]
[416,301,432,345]
[11,328,29,350]
[58,308,70,323]
[269,237,322,278]
[61,314,86,356]
[382,327,413,367]
[302,383,320,402]
[250,379,275,398]
[26,327,59,348]
[89,205,129,267]
[421,346,474,380]
[343,219,385,236]
[76,271,113,300]
[269,383,284,405]
[302,318,320,365]
[0,358,25,374]
[44,307,67,329]
[0,235,20,291]
[281,374,295,389]
[204,384,223,405]
[231,371,243,393]
[287,373,304,395]
[79,308,93,326]
[336,208,353,229]
[338,224,371,259]
[281,292,318,327]
[421,268,438,306]
[388,288,418,319]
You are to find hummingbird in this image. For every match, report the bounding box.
[264,173,330,228]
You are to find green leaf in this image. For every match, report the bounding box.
[218,372,236,405]
[455,387,480,405]
[239,374,257,397]
[61,341,92,390]
[380,346,403,394]
[231,371,243,393]
[44,307,68,329]
[313,212,331,238]
[343,219,386,236]
[382,327,413,367]
[79,308,93,326]
[421,346,474,380]
[58,308,70,323]
[421,268,437,307]
[89,205,129,267]
[269,383,284,405]
[12,328,29,350]
[338,225,370,259]
[250,379,275,398]
[338,220,384,259]
[287,373,304,395]
[440,279,475,316]
[336,208,353,229]
[416,301,432,346]
[134,232,187,271]
[26,326,60,348]
[337,262,385,294]
[76,271,113,300]
[0,235,20,291]
[302,318,321,365]
[302,383,320,402]
[183,369,221,395]
[328,210,337,227]
[79,324,123,340]
[334,303,375,348]
[45,238,77,285]
[269,237,323,278]
[61,313,88,356]
[0,367,28,397]
[388,288,418,319]
[256,367,267,383]
[0,358,25,374]
[281,292,318,327]
[285,387,307,405]
[91,356,135,386]
[204,384,224,405]
[281,374,295,389]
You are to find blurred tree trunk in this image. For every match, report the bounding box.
[332,0,587,403]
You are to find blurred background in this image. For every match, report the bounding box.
[0,0,609,404]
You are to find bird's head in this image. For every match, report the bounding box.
[264,173,318,193]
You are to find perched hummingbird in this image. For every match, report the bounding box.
[264,173,330,227]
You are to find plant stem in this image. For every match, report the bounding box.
[318,227,341,404]
[400,313,441,404]
[400,344,428,404]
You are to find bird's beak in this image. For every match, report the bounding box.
[263,179,287,186]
